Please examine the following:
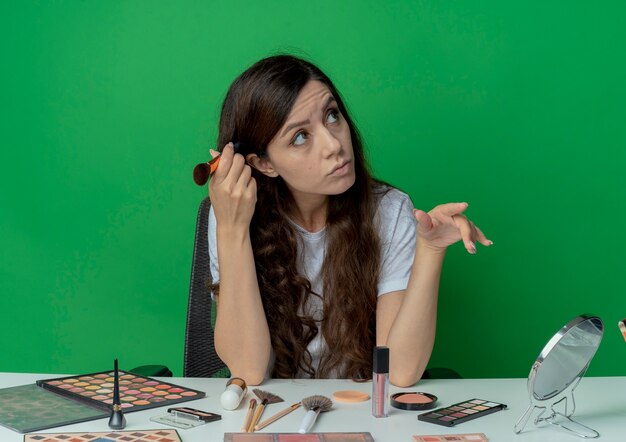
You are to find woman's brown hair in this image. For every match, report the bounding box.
[213,55,383,379]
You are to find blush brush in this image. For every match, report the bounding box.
[247,388,284,432]
[298,395,333,434]
[193,141,245,186]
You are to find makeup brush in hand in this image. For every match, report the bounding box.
[298,395,333,434]
[247,388,284,432]
[192,141,245,186]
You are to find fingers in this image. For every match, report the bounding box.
[236,163,257,200]
[212,143,236,180]
[452,215,493,254]
[214,143,249,182]
[435,202,469,217]
[452,215,476,254]
[475,225,493,247]
[209,142,256,203]
[419,201,493,254]
[413,209,433,233]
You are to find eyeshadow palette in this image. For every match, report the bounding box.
[417,399,506,427]
[36,370,205,413]
[224,433,375,442]
[0,384,108,433]
[24,429,182,442]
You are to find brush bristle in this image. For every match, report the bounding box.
[301,395,333,412]
[252,388,284,404]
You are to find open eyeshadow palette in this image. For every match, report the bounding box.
[417,399,506,427]
[0,384,108,433]
[0,370,205,433]
[24,429,182,442]
[36,370,204,412]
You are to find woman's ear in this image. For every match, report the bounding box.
[246,153,279,177]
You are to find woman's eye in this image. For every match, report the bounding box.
[292,131,308,146]
[327,110,340,124]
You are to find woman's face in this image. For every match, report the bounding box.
[258,80,356,203]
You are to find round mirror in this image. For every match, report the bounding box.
[515,314,604,438]
[531,315,603,401]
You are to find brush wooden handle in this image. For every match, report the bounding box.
[247,401,267,432]
[254,402,301,431]
[241,399,257,432]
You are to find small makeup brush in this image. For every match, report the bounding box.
[247,388,284,432]
[241,398,257,432]
[619,319,626,342]
[298,395,333,434]
[254,402,302,431]
[108,359,126,430]
[193,141,245,186]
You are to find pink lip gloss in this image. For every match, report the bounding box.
[372,346,389,418]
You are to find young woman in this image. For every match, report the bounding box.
[208,55,491,387]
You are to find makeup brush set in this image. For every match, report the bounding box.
[239,388,333,434]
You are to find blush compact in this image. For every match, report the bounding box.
[391,391,438,411]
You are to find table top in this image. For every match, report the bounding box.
[1,373,624,441]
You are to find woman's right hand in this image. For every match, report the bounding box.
[208,143,257,229]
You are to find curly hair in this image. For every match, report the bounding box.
[212,55,383,379]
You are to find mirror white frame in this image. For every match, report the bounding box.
[514,314,604,438]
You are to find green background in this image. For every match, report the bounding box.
[2,1,625,379]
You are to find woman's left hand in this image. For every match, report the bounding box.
[413,202,492,254]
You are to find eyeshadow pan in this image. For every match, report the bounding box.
[418,398,507,427]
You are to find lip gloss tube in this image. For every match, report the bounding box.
[372,346,389,418]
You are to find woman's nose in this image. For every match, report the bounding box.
[320,128,342,156]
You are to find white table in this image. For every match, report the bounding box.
[1,373,625,441]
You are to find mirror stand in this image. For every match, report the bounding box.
[515,366,599,438]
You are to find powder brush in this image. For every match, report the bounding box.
[247,388,284,432]
[298,395,333,434]
[193,141,245,186]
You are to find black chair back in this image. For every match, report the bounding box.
[183,197,229,377]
